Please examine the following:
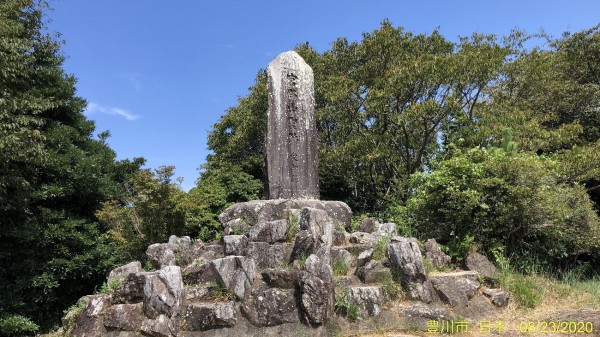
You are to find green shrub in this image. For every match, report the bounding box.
[0,315,40,337]
[390,146,600,268]
[334,289,360,320]
[372,236,391,260]
[332,259,349,276]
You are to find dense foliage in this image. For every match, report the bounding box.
[0,0,143,333]
[202,22,600,269]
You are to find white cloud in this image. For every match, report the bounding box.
[85,102,140,121]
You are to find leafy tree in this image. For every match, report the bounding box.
[97,166,186,260]
[389,141,600,267]
[0,0,142,332]
[204,21,509,213]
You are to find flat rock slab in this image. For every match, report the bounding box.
[241,282,298,327]
[218,199,352,233]
[429,270,480,307]
[398,303,455,332]
[346,286,386,318]
[182,302,237,331]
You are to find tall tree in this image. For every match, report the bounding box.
[0,0,142,332]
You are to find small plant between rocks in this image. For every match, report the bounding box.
[334,289,360,321]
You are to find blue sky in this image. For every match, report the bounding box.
[47,0,600,191]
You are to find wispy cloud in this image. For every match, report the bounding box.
[85,102,140,121]
[118,72,143,91]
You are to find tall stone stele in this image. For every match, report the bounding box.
[265,51,319,200]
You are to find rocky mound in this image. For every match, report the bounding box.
[59,200,514,337]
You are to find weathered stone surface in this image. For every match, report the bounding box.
[241,282,298,327]
[399,303,454,332]
[71,294,111,337]
[346,286,386,317]
[249,219,288,243]
[265,51,318,199]
[356,248,374,268]
[305,253,333,284]
[388,237,435,303]
[300,273,334,326]
[182,302,237,331]
[223,235,248,256]
[140,314,175,337]
[261,268,301,289]
[184,285,211,302]
[453,295,497,321]
[146,243,179,269]
[465,252,498,281]
[143,266,183,320]
[355,261,392,284]
[104,303,144,331]
[429,271,480,307]
[349,232,378,246]
[202,243,225,258]
[331,248,355,268]
[483,288,509,307]
[109,261,142,282]
[289,230,315,262]
[300,207,333,249]
[116,272,146,304]
[246,242,293,269]
[168,235,191,250]
[218,200,352,233]
[358,218,380,233]
[211,256,255,299]
[333,275,362,288]
[376,223,398,237]
[182,260,217,285]
[424,239,451,269]
[332,230,349,246]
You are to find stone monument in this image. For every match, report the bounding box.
[265,51,319,200]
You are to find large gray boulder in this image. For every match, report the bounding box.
[143,266,184,320]
[399,303,454,332]
[349,232,378,246]
[103,303,144,331]
[304,253,333,284]
[358,218,379,233]
[300,207,333,250]
[70,295,111,337]
[168,235,191,250]
[246,242,293,269]
[331,248,355,268]
[248,219,288,243]
[465,252,498,281]
[116,272,146,304]
[241,282,298,327]
[261,268,301,289]
[146,243,179,269]
[429,271,480,307]
[346,286,386,318]
[376,223,398,237]
[300,273,334,326]
[141,314,175,337]
[483,288,509,307]
[223,235,248,256]
[182,260,218,285]
[387,237,435,303]
[182,302,237,331]
[290,230,315,262]
[108,261,142,283]
[211,256,255,299]
[355,260,392,284]
[424,239,451,269]
[218,200,352,233]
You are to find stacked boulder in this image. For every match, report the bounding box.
[63,203,510,337]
